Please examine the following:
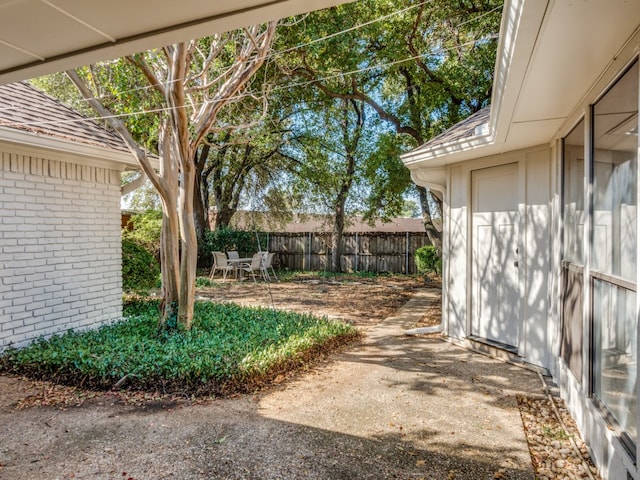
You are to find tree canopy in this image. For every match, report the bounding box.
[30,0,503,304]
[275,0,502,247]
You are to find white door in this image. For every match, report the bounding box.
[472,163,520,348]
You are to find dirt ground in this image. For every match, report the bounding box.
[0,277,598,479]
[195,274,431,328]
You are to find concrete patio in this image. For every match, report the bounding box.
[0,289,543,479]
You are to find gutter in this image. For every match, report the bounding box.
[0,126,158,171]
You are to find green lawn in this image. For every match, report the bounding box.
[0,299,359,396]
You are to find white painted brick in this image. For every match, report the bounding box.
[24,315,48,327]
[45,297,64,307]
[2,289,26,301]
[32,293,52,303]
[8,310,33,322]
[7,259,29,269]
[3,191,26,199]
[32,306,54,318]
[2,156,122,348]
[13,325,36,336]
[52,304,73,314]
[3,275,25,285]
[1,319,24,331]
[12,296,39,307]
[2,333,30,349]
[1,217,26,226]
[1,172,26,181]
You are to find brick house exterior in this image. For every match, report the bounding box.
[0,82,136,349]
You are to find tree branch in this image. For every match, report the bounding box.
[65,69,165,198]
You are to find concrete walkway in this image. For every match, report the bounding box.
[0,288,543,479]
[258,288,542,479]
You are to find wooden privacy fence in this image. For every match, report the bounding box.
[263,232,431,274]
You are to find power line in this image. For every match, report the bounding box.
[11,33,498,129]
[272,0,432,57]
[50,0,498,105]
[59,1,434,104]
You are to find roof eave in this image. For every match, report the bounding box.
[402,131,494,169]
[400,0,549,171]
[0,126,151,171]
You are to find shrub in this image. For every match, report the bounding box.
[201,227,267,260]
[415,245,441,275]
[122,238,160,293]
[122,209,162,258]
[195,277,217,288]
[0,300,359,396]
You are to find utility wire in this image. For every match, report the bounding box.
[49,0,499,105]
[272,0,432,57]
[11,33,498,129]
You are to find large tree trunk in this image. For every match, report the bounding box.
[329,99,361,272]
[213,206,235,230]
[166,42,197,331]
[193,180,208,240]
[159,198,180,327]
[193,145,211,244]
[177,161,197,330]
[157,125,181,329]
[418,185,442,251]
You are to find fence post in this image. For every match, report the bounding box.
[405,231,410,274]
[308,232,312,271]
[355,232,359,272]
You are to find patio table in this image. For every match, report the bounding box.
[226,257,252,280]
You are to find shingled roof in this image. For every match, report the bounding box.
[419,106,491,150]
[0,82,129,154]
[227,211,428,234]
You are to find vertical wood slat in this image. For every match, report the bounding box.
[267,231,430,274]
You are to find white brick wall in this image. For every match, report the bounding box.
[0,150,123,349]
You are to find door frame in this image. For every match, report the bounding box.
[466,160,526,353]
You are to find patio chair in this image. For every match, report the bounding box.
[240,252,264,282]
[227,250,240,261]
[210,251,236,280]
[261,252,278,282]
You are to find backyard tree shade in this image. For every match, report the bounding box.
[66,24,278,330]
[290,94,368,272]
[28,0,504,305]
[276,0,503,249]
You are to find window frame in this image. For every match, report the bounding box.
[586,58,639,456]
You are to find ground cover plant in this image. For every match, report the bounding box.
[0,299,359,396]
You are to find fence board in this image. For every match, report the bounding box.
[266,232,430,274]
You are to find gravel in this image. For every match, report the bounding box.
[518,390,601,480]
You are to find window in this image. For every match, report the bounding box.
[593,279,637,442]
[561,119,585,380]
[591,60,638,447]
[564,120,585,265]
[591,62,638,281]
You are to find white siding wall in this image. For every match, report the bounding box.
[445,165,468,340]
[522,149,551,367]
[442,147,552,368]
[0,150,122,349]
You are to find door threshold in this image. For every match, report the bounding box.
[465,335,523,366]
[450,336,548,375]
[467,335,518,355]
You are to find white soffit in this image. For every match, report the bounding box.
[0,0,351,85]
[511,0,640,136]
[403,0,640,172]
